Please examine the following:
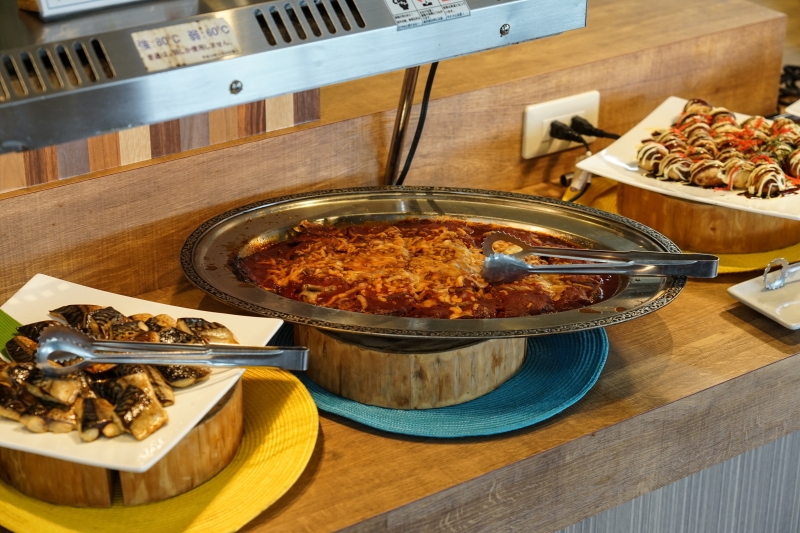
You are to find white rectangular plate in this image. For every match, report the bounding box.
[728,270,800,329]
[577,96,800,221]
[0,274,282,473]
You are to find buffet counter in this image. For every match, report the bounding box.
[133,274,800,532]
[0,0,795,531]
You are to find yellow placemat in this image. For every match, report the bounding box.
[563,177,800,274]
[0,368,319,533]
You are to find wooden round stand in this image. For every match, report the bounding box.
[295,325,527,409]
[0,380,243,508]
[617,184,800,254]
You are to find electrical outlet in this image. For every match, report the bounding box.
[521,91,600,159]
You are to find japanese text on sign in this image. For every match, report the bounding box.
[382,0,470,30]
[131,19,241,72]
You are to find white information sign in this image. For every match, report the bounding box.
[382,0,470,30]
[131,18,241,73]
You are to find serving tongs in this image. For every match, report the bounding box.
[481,231,719,284]
[763,258,800,290]
[35,325,309,377]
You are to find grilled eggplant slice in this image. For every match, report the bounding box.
[5,335,37,363]
[177,318,238,344]
[87,307,126,339]
[116,365,175,406]
[156,365,211,388]
[75,397,119,441]
[0,385,26,421]
[23,366,82,406]
[111,385,168,441]
[17,321,60,342]
[110,321,159,342]
[49,305,103,330]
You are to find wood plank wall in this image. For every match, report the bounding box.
[0,90,320,194]
[0,0,786,302]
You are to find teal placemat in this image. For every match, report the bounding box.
[275,324,608,438]
[0,309,21,362]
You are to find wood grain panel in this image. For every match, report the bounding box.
[294,88,321,125]
[559,429,800,533]
[0,151,25,192]
[238,101,267,138]
[87,133,120,173]
[118,125,152,165]
[179,113,210,151]
[55,139,90,179]
[149,120,181,159]
[208,106,240,144]
[264,94,295,132]
[22,146,57,186]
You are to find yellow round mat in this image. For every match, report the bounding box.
[0,368,318,533]
[563,177,800,274]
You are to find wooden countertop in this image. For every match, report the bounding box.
[135,274,800,533]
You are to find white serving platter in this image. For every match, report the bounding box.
[728,268,800,330]
[0,274,282,473]
[577,96,800,221]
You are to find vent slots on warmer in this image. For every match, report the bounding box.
[2,56,25,96]
[73,42,98,82]
[343,0,364,28]
[270,7,292,43]
[18,52,44,93]
[56,45,80,87]
[38,49,63,89]
[90,39,114,79]
[314,0,337,34]
[300,1,322,37]
[255,10,278,45]
[328,0,351,31]
[284,4,307,40]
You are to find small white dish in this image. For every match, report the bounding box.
[577,96,800,221]
[0,274,283,472]
[727,270,800,329]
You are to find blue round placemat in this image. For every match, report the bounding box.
[274,325,608,438]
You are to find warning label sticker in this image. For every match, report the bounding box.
[382,0,470,30]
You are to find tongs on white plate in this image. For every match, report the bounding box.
[35,325,308,377]
[763,258,800,290]
[481,231,719,284]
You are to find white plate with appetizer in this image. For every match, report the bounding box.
[577,96,800,220]
[0,274,282,473]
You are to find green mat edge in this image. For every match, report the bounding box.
[0,309,22,362]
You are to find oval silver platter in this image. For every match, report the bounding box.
[181,186,685,342]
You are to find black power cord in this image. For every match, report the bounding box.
[395,62,439,186]
[549,120,589,151]
[570,116,620,140]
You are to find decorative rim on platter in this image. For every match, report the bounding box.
[181,186,686,339]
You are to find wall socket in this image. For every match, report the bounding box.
[521,90,600,159]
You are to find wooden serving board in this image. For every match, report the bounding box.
[616,184,800,254]
[296,325,526,409]
[0,380,243,508]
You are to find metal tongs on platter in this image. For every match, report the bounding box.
[35,325,308,377]
[481,231,719,284]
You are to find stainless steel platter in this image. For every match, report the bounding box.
[181,187,685,345]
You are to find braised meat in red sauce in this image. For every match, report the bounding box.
[233,219,617,319]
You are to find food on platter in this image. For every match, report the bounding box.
[233,219,619,320]
[1,305,238,441]
[636,98,800,198]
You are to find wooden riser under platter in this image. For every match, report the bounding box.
[0,380,243,507]
[616,184,800,254]
[296,325,527,410]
